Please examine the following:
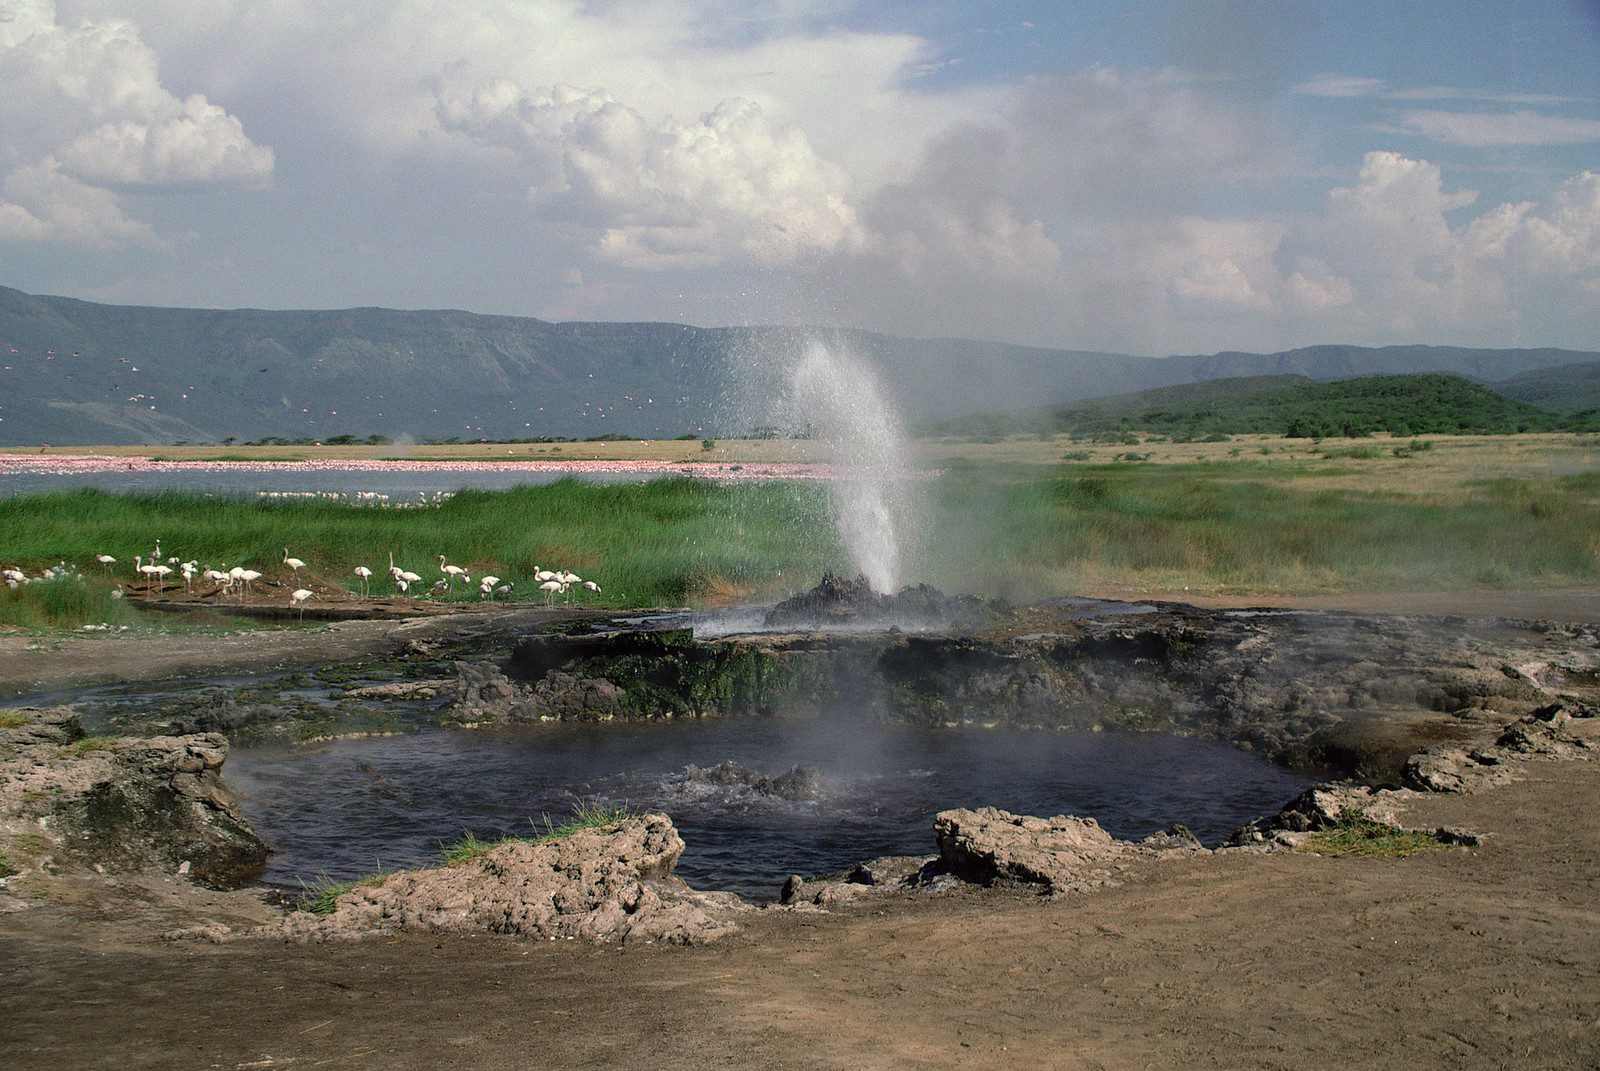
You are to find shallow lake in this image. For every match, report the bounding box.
[0,466,647,499]
[229,717,1311,901]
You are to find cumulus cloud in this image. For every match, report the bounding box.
[0,159,159,248]
[0,0,270,248]
[434,76,860,267]
[1165,153,1600,340]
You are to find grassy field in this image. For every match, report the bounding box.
[1,433,1597,631]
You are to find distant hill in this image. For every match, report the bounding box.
[930,374,1600,440]
[1493,361,1600,414]
[2,285,1598,445]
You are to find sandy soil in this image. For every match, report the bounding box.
[2,724,1596,1070]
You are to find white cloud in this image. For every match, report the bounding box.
[0,158,159,248]
[1381,108,1600,148]
[435,77,861,267]
[1295,74,1386,98]
[0,0,270,248]
[55,94,273,187]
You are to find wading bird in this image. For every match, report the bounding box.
[283,548,306,575]
[237,568,262,603]
[95,554,116,572]
[538,578,563,606]
[354,565,373,596]
[439,555,469,584]
[290,588,312,619]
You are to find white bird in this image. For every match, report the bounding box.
[582,580,601,594]
[354,566,373,596]
[428,579,449,598]
[134,555,162,593]
[237,568,262,603]
[283,548,306,574]
[400,569,422,584]
[535,569,557,583]
[388,552,402,580]
[439,555,469,584]
[290,588,312,619]
[95,554,116,572]
[538,579,564,606]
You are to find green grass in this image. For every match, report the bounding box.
[295,869,393,915]
[913,458,1600,596]
[0,479,842,609]
[0,576,138,631]
[1,457,1597,623]
[60,734,120,756]
[441,801,638,866]
[1298,814,1443,858]
[0,712,31,728]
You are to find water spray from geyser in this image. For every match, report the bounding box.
[784,339,914,594]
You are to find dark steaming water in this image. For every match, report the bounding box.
[229,718,1310,901]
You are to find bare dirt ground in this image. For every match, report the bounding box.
[2,725,1596,1070]
[0,605,610,700]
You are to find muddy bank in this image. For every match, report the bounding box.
[0,604,619,702]
[482,606,1600,781]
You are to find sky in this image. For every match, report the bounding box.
[2,0,1598,355]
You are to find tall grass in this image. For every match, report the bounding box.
[0,479,842,608]
[912,460,1600,596]
[1,463,1597,620]
[0,576,138,630]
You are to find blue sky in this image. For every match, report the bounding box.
[2,0,1598,353]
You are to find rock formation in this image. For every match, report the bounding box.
[273,812,744,945]
[0,706,266,888]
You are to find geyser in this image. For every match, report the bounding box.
[787,340,913,592]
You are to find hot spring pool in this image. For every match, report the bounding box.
[229,718,1311,901]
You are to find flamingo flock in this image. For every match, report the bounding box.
[5,544,604,612]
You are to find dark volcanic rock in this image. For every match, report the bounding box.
[448,661,625,723]
[273,812,745,945]
[0,707,266,888]
[763,573,1001,630]
[676,760,826,801]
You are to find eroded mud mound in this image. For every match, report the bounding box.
[271,812,745,945]
[763,573,1000,630]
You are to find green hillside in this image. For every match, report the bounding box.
[1494,361,1600,414]
[933,373,1600,440]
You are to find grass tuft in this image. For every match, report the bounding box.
[441,800,638,867]
[0,712,32,729]
[1299,814,1442,858]
[60,734,120,756]
[295,869,392,915]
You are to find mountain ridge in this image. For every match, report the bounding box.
[2,285,1597,445]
